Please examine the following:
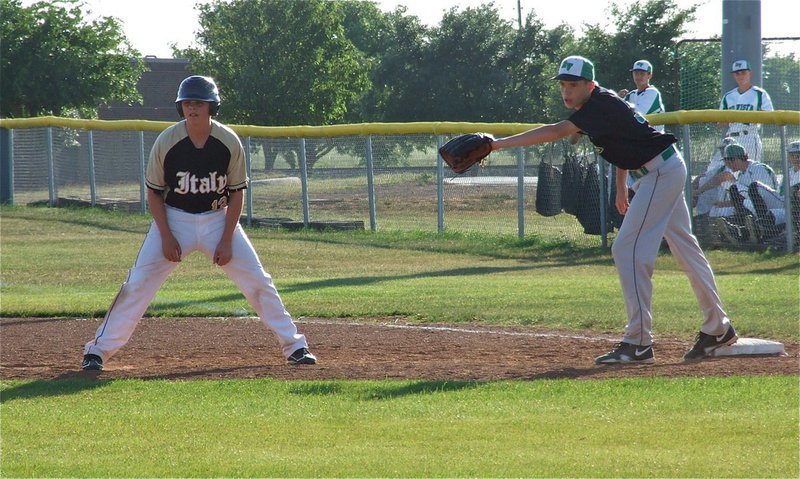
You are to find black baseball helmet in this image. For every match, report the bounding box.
[175,75,221,117]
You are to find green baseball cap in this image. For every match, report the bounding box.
[553,56,595,81]
[723,144,747,159]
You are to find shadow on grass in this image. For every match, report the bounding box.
[0,373,110,404]
[280,264,562,294]
[360,380,480,399]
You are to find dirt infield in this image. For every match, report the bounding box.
[1,317,797,381]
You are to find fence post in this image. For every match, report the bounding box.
[138,131,146,214]
[47,127,56,207]
[682,124,694,223]
[87,130,96,206]
[437,136,444,233]
[365,135,377,232]
[244,136,253,227]
[779,126,793,252]
[0,128,13,204]
[598,156,608,248]
[516,147,525,239]
[299,138,310,227]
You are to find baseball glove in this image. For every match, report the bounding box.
[438,133,494,174]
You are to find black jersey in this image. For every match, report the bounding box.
[146,120,248,213]
[568,86,676,170]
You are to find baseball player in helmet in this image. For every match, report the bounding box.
[82,75,317,371]
[489,56,737,363]
[719,59,774,162]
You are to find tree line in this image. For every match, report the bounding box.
[2,0,798,126]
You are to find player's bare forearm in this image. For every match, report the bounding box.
[147,188,182,262]
[492,121,580,151]
[615,168,630,215]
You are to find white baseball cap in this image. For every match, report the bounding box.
[788,140,800,154]
[552,56,595,81]
[731,59,751,72]
[718,136,738,149]
[630,60,653,73]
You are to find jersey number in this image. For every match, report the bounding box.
[211,196,228,210]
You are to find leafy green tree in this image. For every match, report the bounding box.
[576,0,697,111]
[0,0,144,118]
[416,5,516,122]
[763,53,800,111]
[177,0,370,171]
[675,39,720,110]
[343,5,430,123]
[180,0,369,127]
[505,14,576,123]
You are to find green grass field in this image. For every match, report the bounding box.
[1,205,798,477]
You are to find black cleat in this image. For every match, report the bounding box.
[287,348,317,365]
[82,354,103,371]
[595,342,655,365]
[683,324,738,361]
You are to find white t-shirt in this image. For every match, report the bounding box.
[624,86,665,132]
[719,85,774,134]
[736,161,778,194]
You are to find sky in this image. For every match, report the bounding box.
[23,0,799,58]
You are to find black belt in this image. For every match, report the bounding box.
[729,131,749,137]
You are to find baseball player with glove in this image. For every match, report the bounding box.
[487,56,737,363]
[82,75,316,371]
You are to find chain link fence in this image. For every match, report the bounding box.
[2,115,798,251]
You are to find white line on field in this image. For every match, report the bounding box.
[294,317,612,342]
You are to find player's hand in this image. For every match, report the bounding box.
[214,239,233,266]
[718,171,735,183]
[618,89,629,98]
[615,187,629,215]
[161,234,182,262]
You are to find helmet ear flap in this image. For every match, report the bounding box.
[176,102,185,118]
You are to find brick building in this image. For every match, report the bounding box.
[99,56,191,121]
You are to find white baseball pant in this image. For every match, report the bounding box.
[613,147,732,346]
[85,206,308,362]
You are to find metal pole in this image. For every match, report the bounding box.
[138,131,146,214]
[721,0,763,94]
[682,124,694,229]
[87,130,97,206]
[244,136,253,227]
[46,127,56,207]
[365,135,377,232]
[0,128,13,204]
[436,136,445,233]
[598,156,608,248]
[299,138,310,227]
[516,147,525,239]
[779,126,793,252]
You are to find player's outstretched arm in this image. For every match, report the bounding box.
[492,120,580,151]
